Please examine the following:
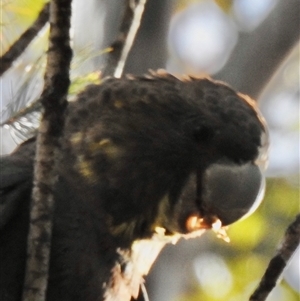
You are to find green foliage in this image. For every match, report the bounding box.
[175,0,233,12]
[214,0,233,12]
[1,0,47,50]
[5,0,46,24]
[68,72,101,96]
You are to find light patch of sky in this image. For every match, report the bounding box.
[266,92,299,129]
[176,18,225,67]
[233,0,279,31]
[193,253,232,298]
[259,46,299,177]
[168,1,237,74]
[266,131,299,176]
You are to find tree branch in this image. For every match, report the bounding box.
[102,0,148,78]
[0,3,50,76]
[249,214,300,301]
[215,0,300,98]
[22,0,72,300]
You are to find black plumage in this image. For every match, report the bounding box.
[0,71,268,301]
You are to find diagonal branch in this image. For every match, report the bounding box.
[249,214,300,301]
[22,0,73,300]
[0,3,50,76]
[215,0,300,98]
[102,0,148,78]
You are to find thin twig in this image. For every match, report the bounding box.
[102,0,148,78]
[0,3,50,76]
[22,0,72,300]
[1,100,41,127]
[249,214,300,301]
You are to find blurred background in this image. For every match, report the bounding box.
[1,0,299,300]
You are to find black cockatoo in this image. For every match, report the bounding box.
[0,70,269,301]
